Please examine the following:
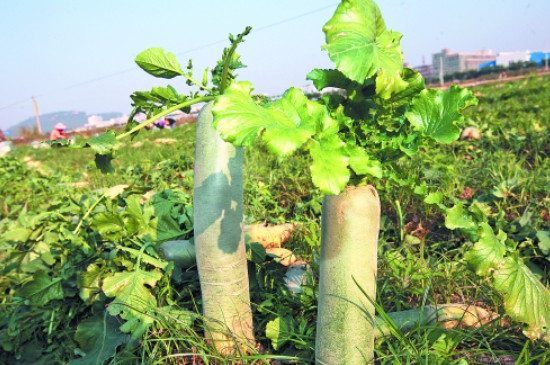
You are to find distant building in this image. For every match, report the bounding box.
[74,114,129,132]
[87,115,103,126]
[432,48,495,76]
[413,48,549,80]
[413,64,434,80]
[530,51,550,67]
[496,51,531,67]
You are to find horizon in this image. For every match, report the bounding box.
[1,0,549,131]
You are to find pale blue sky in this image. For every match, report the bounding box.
[1,0,548,130]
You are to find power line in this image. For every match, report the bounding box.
[0,2,337,113]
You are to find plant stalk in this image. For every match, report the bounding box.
[193,102,254,355]
[117,96,214,141]
[315,185,380,364]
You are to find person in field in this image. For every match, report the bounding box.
[154,119,166,129]
[165,117,176,129]
[50,123,67,140]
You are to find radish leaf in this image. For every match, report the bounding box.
[102,268,162,338]
[444,204,475,230]
[71,313,128,365]
[310,134,350,195]
[16,271,64,306]
[213,82,321,156]
[322,0,405,97]
[464,223,507,276]
[493,256,550,342]
[406,86,478,143]
[135,47,184,79]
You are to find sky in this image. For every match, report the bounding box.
[1,0,549,132]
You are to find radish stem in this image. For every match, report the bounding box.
[193,102,254,355]
[315,185,381,364]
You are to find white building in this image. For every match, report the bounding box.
[87,115,104,125]
[74,114,129,132]
[496,51,531,67]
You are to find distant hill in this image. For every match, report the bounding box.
[6,111,123,137]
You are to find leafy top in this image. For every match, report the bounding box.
[56,27,252,173]
[213,0,478,195]
[322,0,406,98]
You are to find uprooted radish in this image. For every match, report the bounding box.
[243,222,297,248]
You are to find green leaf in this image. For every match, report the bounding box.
[78,263,103,303]
[444,204,475,230]
[94,153,115,174]
[265,316,293,350]
[345,143,382,178]
[306,68,353,91]
[322,0,405,96]
[378,67,426,110]
[102,268,162,338]
[493,256,550,341]
[213,82,320,156]
[160,240,196,268]
[536,230,550,256]
[124,194,149,235]
[155,306,197,328]
[135,47,184,79]
[464,223,507,276]
[16,270,64,305]
[92,211,125,241]
[309,134,350,195]
[423,192,443,205]
[69,312,128,365]
[406,85,478,143]
[1,227,31,242]
[246,242,266,265]
[104,184,129,199]
[87,131,120,155]
[151,85,183,103]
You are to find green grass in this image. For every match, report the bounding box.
[2,74,550,363]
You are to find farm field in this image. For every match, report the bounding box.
[1,72,549,364]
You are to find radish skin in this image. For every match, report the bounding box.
[315,185,380,364]
[375,304,499,338]
[243,223,297,248]
[193,102,254,355]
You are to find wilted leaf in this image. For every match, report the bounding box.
[102,268,162,338]
[92,211,125,241]
[493,256,550,341]
[104,185,129,199]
